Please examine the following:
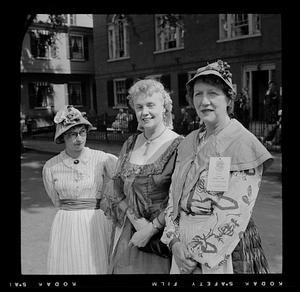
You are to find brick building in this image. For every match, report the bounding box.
[93,14,281,131]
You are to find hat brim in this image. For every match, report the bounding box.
[186,69,235,93]
[54,117,92,144]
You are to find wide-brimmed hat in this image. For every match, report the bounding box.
[186,60,236,95]
[53,105,92,144]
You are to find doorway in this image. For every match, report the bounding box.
[251,70,269,121]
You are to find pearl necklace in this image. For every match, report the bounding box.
[143,127,167,156]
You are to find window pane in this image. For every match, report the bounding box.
[70,36,84,59]
[69,83,82,105]
[231,14,249,37]
[156,14,184,51]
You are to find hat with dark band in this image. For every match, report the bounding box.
[53,105,92,144]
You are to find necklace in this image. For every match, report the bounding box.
[143,127,167,156]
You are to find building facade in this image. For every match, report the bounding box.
[20,14,96,131]
[93,14,281,131]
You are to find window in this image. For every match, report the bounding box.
[69,35,85,60]
[155,14,184,52]
[28,82,54,109]
[30,30,57,59]
[63,14,77,25]
[219,14,261,40]
[68,83,83,106]
[114,79,127,107]
[108,14,129,59]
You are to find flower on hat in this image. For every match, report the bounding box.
[54,105,82,126]
[216,60,232,80]
[198,60,232,81]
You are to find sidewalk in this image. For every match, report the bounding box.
[22,136,282,176]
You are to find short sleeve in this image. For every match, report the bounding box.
[42,163,60,207]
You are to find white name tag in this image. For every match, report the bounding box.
[206,157,231,192]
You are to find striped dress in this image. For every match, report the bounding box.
[42,147,117,274]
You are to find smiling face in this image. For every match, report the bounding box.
[63,125,87,154]
[193,79,230,128]
[133,91,165,131]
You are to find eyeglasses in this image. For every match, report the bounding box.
[65,129,87,139]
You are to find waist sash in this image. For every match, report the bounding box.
[59,198,100,210]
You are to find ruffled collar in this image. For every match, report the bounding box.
[60,147,90,169]
[119,134,184,177]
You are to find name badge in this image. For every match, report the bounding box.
[206,157,231,192]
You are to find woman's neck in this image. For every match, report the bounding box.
[65,148,84,159]
[144,123,166,140]
[206,116,231,137]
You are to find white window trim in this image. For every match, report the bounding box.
[68,82,83,106]
[69,34,85,60]
[107,56,130,62]
[113,78,127,107]
[218,14,261,42]
[153,47,184,54]
[107,16,129,60]
[145,74,162,81]
[154,14,184,52]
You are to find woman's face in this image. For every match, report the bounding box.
[193,79,230,127]
[63,125,87,153]
[133,91,165,130]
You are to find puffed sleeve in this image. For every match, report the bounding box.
[101,140,128,226]
[99,152,118,213]
[42,162,60,208]
[160,154,181,247]
[187,165,263,270]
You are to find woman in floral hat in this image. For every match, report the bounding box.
[42,105,117,274]
[161,60,273,274]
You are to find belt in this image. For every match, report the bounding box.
[59,198,100,210]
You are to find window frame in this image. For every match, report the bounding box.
[69,34,85,61]
[154,14,184,53]
[68,82,84,107]
[113,78,128,108]
[218,14,261,42]
[31,29,57,60]
[107,15,130,61]
[28,82,54,109]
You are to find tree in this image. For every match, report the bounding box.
[22,14,67,47]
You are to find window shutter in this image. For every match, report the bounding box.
[178,73,189,106]
[28,83,36,108]
[107,80,115,107]
[81,82,87,106]
[84,36,89,60]
[160,74,171,91]
[125,78,133,107]
[30,32,38,58]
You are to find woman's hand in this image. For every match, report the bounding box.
[132,217,151,231]
[172,241,198,274]
[129,222,157,247]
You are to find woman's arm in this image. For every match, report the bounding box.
[42,163,60,208]
[187,165,263,270]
